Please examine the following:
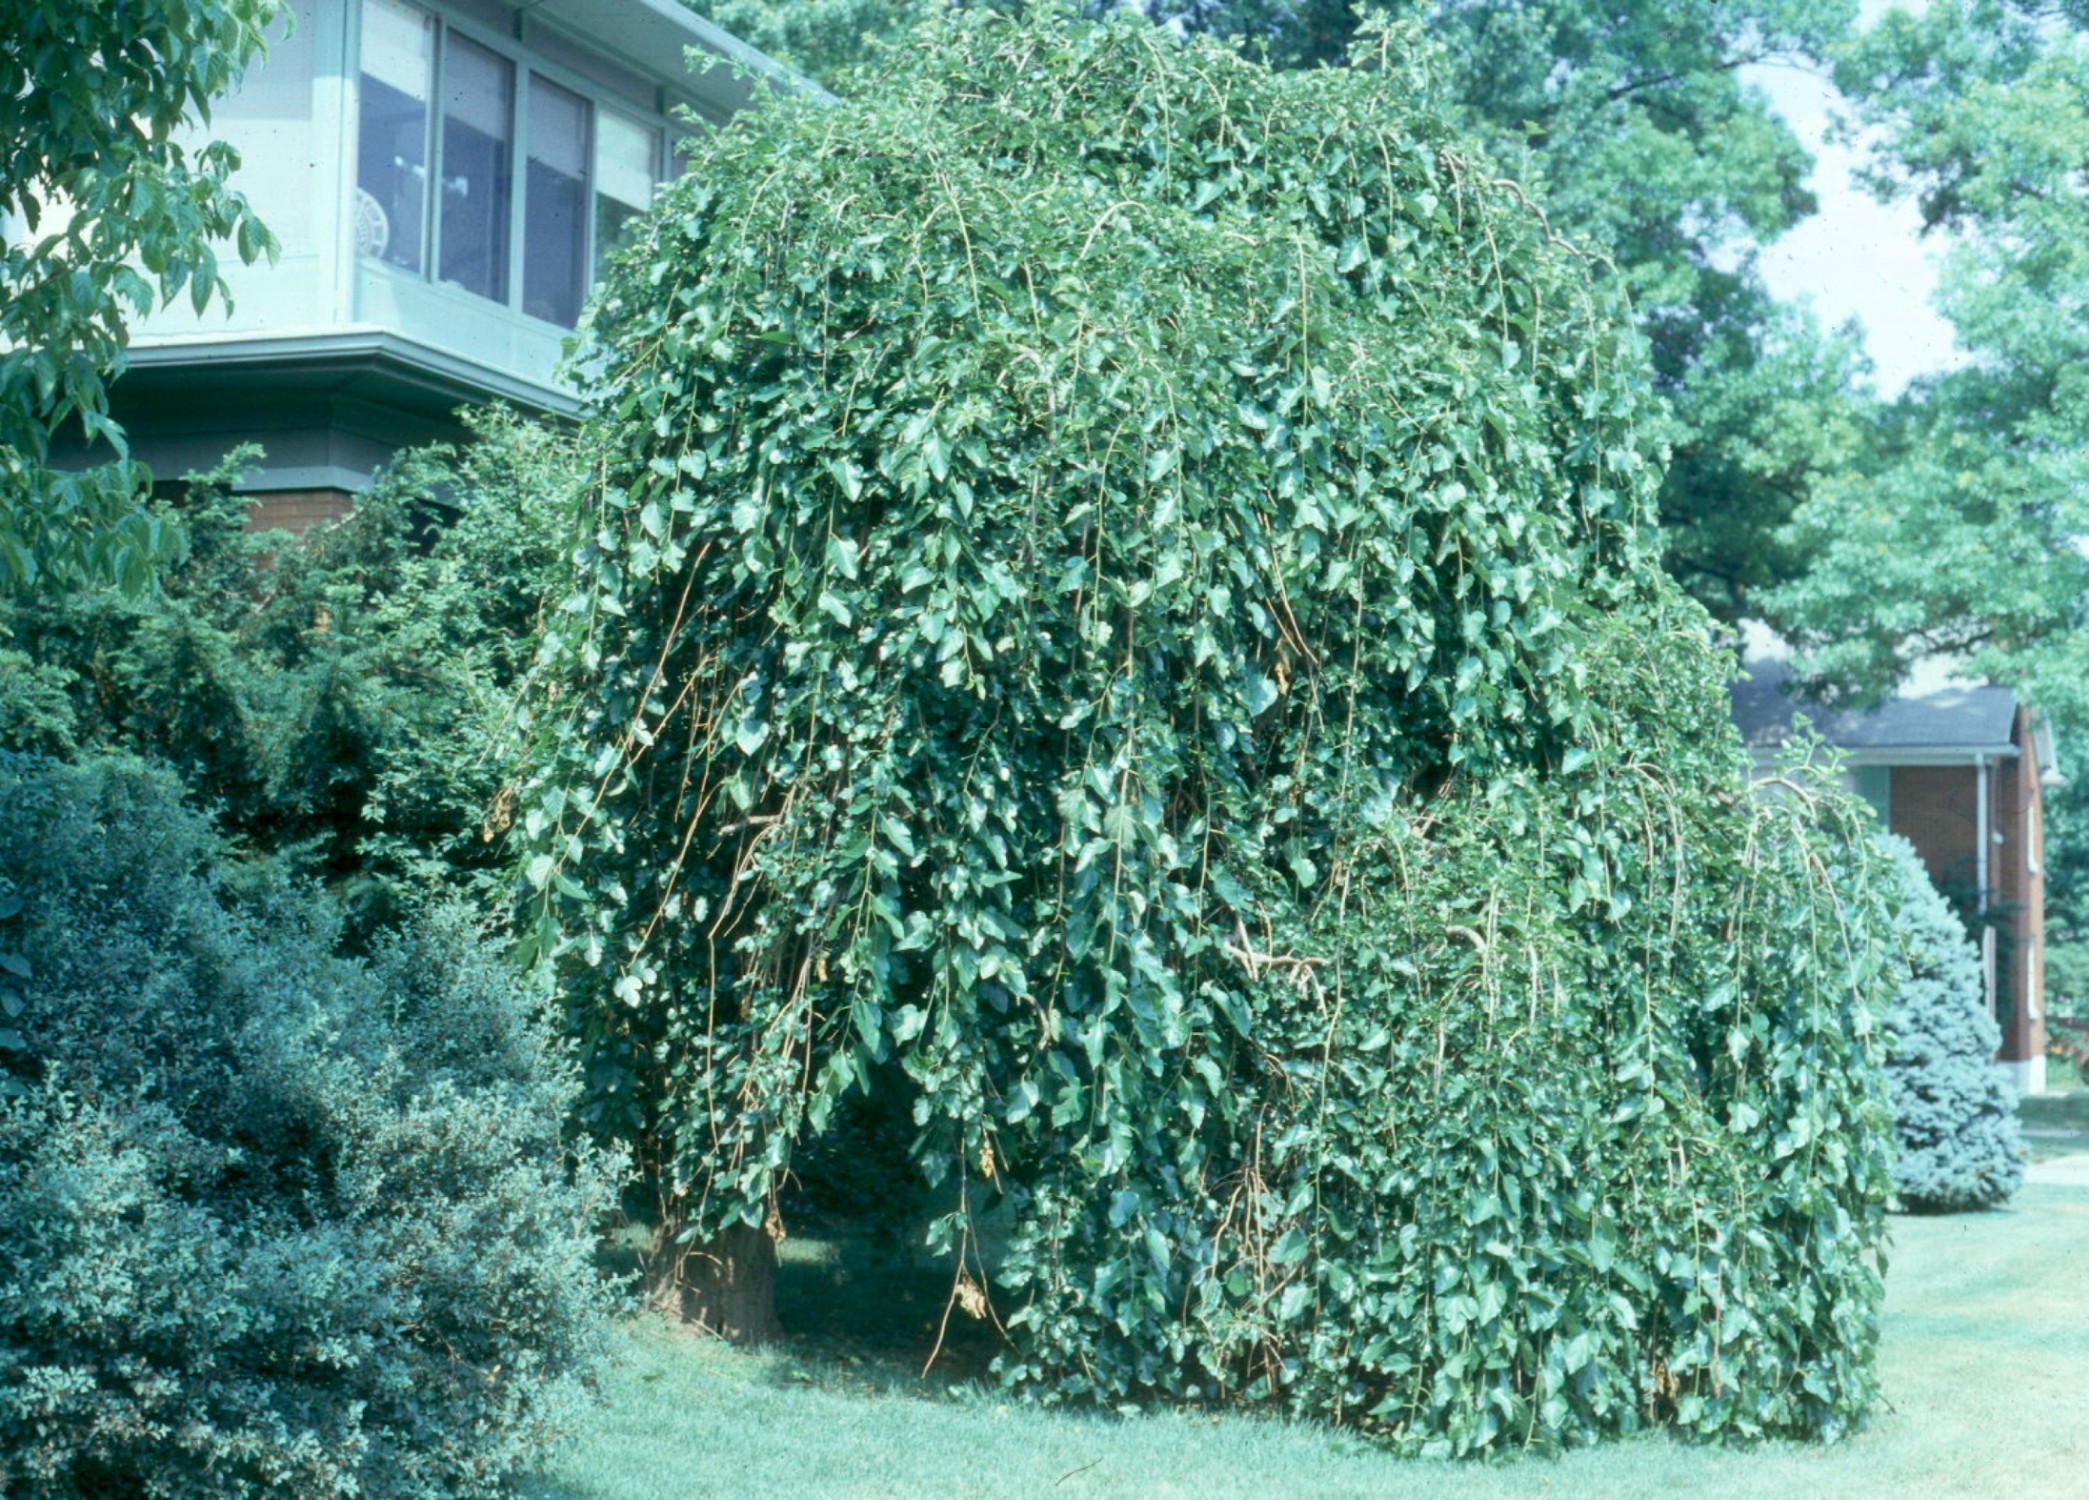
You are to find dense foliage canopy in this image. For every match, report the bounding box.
[0,756,618,1497]
[1167,0,1874,623]
[695,0,1874,625]
[527,10,1898,1453]
[0,0,279,594]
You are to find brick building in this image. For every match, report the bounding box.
[1731,658,2061,1094]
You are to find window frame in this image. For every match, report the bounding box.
[521,68,594,328]
[352,0,679,329]
[432,26,516,304]
[356,0,437,276]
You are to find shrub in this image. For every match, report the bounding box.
[522,8,1898,1454]
[0,407,581,938]
[1882,836,2025,1213]
[0,755,618,1498]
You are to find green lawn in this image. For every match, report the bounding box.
[522,1180,2089,1500]
[2022,1070,2089,1162]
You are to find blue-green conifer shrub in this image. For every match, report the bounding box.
[0,756,619,1498]
[1883,836,2025,1213]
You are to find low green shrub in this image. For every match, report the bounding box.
[1882,836,2025,1212]
[0,406,580,938]
[0,755,619,1498]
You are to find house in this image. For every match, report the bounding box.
[1731,657,2061,1094]
[45,0,810,533]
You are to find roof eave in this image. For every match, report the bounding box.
[1747,744,2022,768]
[122,328,583,418]
[525,0,834,116]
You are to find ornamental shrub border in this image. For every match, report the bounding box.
[0,755,620,1497]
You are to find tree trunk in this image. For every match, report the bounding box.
[646,1218,781,1345]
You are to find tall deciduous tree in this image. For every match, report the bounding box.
[1760,1,2089,932]
[1767,0,2089,713]
[0,0,280,594]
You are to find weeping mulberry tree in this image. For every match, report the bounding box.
[521,8,1899,1453]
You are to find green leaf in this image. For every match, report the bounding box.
[1268,1228,1310,1266]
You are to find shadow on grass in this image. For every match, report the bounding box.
[520,1481,593,1500]
[591,1215,1013,1403]
[758,1230,1011,1395]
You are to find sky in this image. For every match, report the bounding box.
[1740,1,1968,396]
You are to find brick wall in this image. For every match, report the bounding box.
[243,488,355,535]
[1889,765,1981,906]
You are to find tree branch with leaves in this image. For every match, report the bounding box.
[0,0,281,594]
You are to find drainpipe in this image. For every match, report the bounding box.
[1976,754,1995,1017]
[1975,753,1989,914]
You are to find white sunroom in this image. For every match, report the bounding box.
[56,0,807,525]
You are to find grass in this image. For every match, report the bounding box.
[2021,1065,2089,1162]
[521,1180,2089,1500]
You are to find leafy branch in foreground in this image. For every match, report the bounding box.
[0,0,281,594]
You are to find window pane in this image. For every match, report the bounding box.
[356,0,432,273]
[1854,765,1892,824]
[439,33,513,303]
[593,112,657,279]
[524,76,591,327]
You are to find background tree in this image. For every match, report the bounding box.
[0,0,280,595]
[528,9,1898,1451]
[1760,0,2089,960]
[1764,0,2088,711]
[694,0,932,84]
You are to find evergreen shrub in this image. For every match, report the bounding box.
[1882,836,2025,1212]
[0,756,618,1498]
[0,407,580,937]
[523,9,1900,1454]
